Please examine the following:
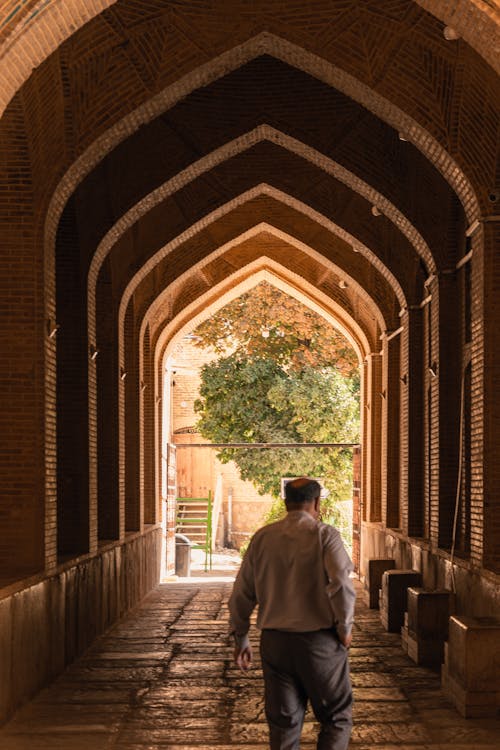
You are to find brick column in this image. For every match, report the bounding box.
[95,264,122,543]
[0,102,45,577]
[424,276,439,546]
[56,200,93,557]
[365,353,382,523]
[360,359,368,523]
[382,331,401,529]
[124,305,142,533]
[400,308,424,537]
[437,273,462,549]
[482,220,500,572]
[165,443,177,577]
[351,446,361,572]
[141,326,156,525]
[469,227,483,569]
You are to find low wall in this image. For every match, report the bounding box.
[361,522,500,618]
[0,525,162,725]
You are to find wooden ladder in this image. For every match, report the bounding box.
[175,491,212,571]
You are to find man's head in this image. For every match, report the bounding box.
[285,477,321,518]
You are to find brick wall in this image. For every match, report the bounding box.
[0,96,44,579]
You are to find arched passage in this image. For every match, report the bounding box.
[47,50,483,599]
[142,234,397,566]
[37,38,480,589]
[1,1,499,727]
[111,209,405,534]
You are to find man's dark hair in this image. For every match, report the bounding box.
[285,477,321,506]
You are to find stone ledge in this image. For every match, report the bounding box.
[0,527,162,726]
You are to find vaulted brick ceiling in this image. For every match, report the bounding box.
[18,0,499,206]
[3,0,499,364]
[2,0,498,121]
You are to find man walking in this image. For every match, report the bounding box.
[228,477,355,750]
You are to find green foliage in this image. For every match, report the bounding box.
[195,356,359,505]
[194,282,359,378]
[194,355,292,449]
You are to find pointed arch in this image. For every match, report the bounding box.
[87,124,434,324]
[153,260,374,368]
[112,185,406,355]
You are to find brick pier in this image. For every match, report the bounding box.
[1,578,498,749]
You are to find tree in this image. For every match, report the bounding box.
[193,282,358,377]
[194,357,359,523]
[192,282,361,548]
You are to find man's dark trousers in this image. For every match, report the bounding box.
[260,629,352,750]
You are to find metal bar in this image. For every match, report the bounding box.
[176,497,210,502]
[206,490,212,572]
[456,249,473,270]
[386,326,404,342]
[174,442,361,448]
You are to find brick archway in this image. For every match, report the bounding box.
[117,229,396,551]
[154,259,377,366]
[141,225,396,346]
[1,0,499,727]
[43,36,483,546]
[113,185,407,351]
[109,204,407,535]
[41,31,483,560]
[76,175,415,570]
[138,240,397,566]
[44,30,479,275]
[88,123,434,324]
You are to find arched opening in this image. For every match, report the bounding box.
[156,267,372,578]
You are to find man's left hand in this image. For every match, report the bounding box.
[340,632,352,649]
[234,644,253,671]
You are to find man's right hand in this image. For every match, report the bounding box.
[234,645,253,671]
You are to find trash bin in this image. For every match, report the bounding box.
[175,533,192,577]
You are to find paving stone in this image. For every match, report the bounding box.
[64,667,167,682]
[351,671,400,687]
[117,727,225,743]
[3,722,119,735]
[5,703,127,726]
[349,646,405,657]
[426,721,500,744]
[352,701,416,721]
[115,746,272,750]
[0,734,116,750]
[351,721,433,744]
[353,687,406,701]
[146,685,234,701]
[36,687,134,705]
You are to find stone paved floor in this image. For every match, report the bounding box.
[1,569,500,749]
